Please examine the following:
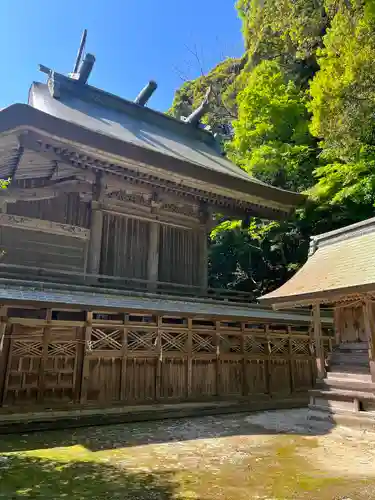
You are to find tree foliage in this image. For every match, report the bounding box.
[227,60,316,191]
[309,1,375,204]
[170,0,375,299]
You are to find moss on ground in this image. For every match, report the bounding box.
[0,414,374,499]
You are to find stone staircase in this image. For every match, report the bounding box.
[309,342,375,417]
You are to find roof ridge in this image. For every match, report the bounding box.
[309,216,375,255]
[39,71,219,149]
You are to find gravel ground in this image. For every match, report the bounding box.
[0,408,375,499]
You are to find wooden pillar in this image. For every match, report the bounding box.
[80,311,92,403]
[87,173,104,275]
[312,304,326,380]
[187,318,193,398]
[199,228,208,294]
[0,201,7,214]
[215,320,221,396]
[0,306,9,406]
[155,315,162,401]
[120,314,128,401]
[362,298,375,382]
[38,309,52,403]
[198,202,211,295]
[147,222,160,291]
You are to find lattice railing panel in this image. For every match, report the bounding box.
[244,336,268,354]
[48,342,77,357]
[269,337,289,356]
[160,331,188,352]
[220,334,242,353]
[127,329,157,351]
[12,340,43,357]
[89,328,122,351]
[291,338,310,356]
[192,332,216,353]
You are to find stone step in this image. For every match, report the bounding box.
[307,407,375,431]
[316,378,375,393]
[331,348,369,357]
[328,364,371,375]
[334,342,368,352]
[330,355,369,366]
[310,388,375,401]
[327,371,372,383]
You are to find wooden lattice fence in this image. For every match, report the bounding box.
[0,308,333,410]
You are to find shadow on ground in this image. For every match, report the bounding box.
[0,454,175,499]
[0,411,374,499]
[0,410,335,453]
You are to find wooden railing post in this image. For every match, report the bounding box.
[312,304,326,381]
[215,321,221,397]
[80,311,92,403]
[187,318,193,398]
[362,298,375,382]
[0,306,9,406]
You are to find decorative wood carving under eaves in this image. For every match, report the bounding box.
[0,213,90,240]
[161,203,198,218]
[23,133,284,219]
[106,190,151,206]
[1,179,92,203]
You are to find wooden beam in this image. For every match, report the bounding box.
[362,299,375,382]
[0,179,92,203]
[9,144,24,184]
[20,132,279,219]
[0,213,90,240]
[312,304,326,380]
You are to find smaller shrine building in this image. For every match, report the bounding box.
[260,217,375,421]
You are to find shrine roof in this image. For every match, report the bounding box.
[0,66,304,218]
[259,217,375,307]
[28,79,254,185]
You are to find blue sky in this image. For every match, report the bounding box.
[0,1,244,112]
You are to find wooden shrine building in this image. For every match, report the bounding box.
[0,35,333,425]
[260,217,375,424]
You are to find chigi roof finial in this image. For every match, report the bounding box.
[185,86,212,127]
[73,29,88,74]
[134,81,158,106]
[68,29,96,84]
[38,29,96,85]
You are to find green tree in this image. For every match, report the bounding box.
[169,0,375,298]
[169,57,245,135]
[236,0,327,85]
[228,60,316,191]
[309,1,375,205]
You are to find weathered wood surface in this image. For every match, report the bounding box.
[313,304,326,380]
[0,227,88,272]
[334,304,369,343]
[0,306,332,411]
[2,171,205,287]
